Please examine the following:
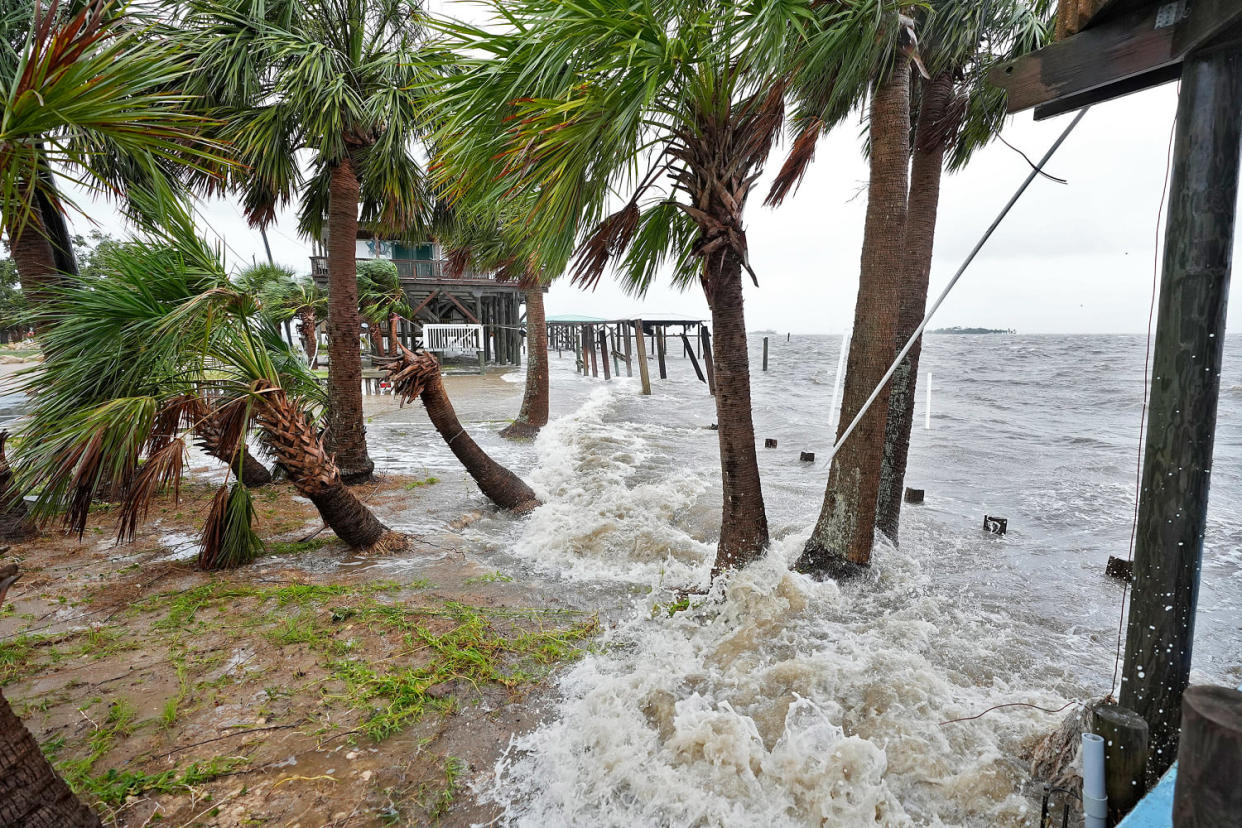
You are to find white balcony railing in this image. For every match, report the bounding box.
[422,324,483,356]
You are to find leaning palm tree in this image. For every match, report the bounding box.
[177,0,439,483]
[0,0,221,317]
[434,0,882,575]
[13,208,398,570]
[873,0,1050,543]
[267,275,328,366]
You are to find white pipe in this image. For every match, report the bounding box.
[830,333,849,427]
[1082,732,1107,828]
[823,107,1090,466]
[924,372,932,430]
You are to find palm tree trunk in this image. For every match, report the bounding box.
[7,208,59,319]
[385,349,539,511]
[795,64,910,579]
[876,71,952,543]
[253,382,390,547]
[298,309,318,365]
[0,691,101,827]
[0,433,31,541]
[706,249,769,575]
[389,312,400,356]
[500,288,549,439]
[194,401,273,487]
[323,154,374,483]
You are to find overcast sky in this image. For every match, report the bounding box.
[72,4,1228,335]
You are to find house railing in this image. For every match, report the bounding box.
[309,257,499,284]
[422,324,483,356]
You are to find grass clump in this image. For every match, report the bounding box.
[464,570,513,585]
[79,756,248,806]
[403,476,440,490]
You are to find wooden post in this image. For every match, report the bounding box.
[588,324,599,377]
[599,328,611,380]
[763,336,769,371]
[633,320,651,395]
[1120,45,1242,780]
[1093,703,1149,824]
[1173,685,1242,827]
[655,327,667,379]
[700,327,716,397]
[680,333,706,383]
[623,323,633,376]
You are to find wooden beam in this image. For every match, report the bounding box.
[440,291,481,325]
[407,290,439,320]
[990,0,1242,118]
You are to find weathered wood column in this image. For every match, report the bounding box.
[1172,685,1242,826]
[1120,44,1242,781]
[633,319,651,395]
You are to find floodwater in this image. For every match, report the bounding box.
[361,333,1241,827]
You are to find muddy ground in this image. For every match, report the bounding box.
[0,468,595,827]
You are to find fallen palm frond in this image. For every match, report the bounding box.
[199,481,264,570]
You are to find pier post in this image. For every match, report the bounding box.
[623,323,633,376]
[1120,44,1242,781]
[656,329,667,379]
[700,327,716,397]
[1093,703,1149,823]
[1172,685,1242,827]
[633,320,651,395]
[762,336,769,371]
[599,328,611,380]
[587,324,599,377]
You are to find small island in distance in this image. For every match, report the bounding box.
[928,326,1016,335]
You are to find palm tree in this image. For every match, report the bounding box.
[178,0,438,483]
[0,565,101,827]
[433,0,880,575]
[13,209,396,570]
[357,258,409,356]
[0,0,221,318]
[434,206,552,439]
[874,0,1050,542]
[384,346,538,512]
[268,276,328,366]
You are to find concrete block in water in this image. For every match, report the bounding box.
[1106,556,1133,582]
[904,487,924,504]
[983,515,1007,535]
[764,438,777,448]
[799,451,814,462]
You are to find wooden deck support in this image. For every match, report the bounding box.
[656,331,667,379]
[1172,685,1242,826]
[1120,43,1242,781]
[634,320,651,395]
[599,328,611,381]
[700,327,716,397]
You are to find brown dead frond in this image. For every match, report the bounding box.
[381,346,442,405]
[149,394,198,455]
[444,245,472,279]
[766,118,822,206]
[571,201,640,290]
[117,437,184,543]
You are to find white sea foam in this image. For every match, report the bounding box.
[510,386,713,586]
[481,534,1068,827]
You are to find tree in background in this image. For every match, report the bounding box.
[357,258,409,356]
[434,0,881,576]
[178,0,439,483]
[874,0,1050,543]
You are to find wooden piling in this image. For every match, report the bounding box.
[700,327,716,396]
[587,324,599,377]
[1173,685,1242,827]
[656,330,667,379]
[763,336,769,371]
[1093,703,1149,824]
[599,328,611,380]
[681,333,706,383]
[1120,45,1242,779]
[633,320,651,395]
[581,325,590,376]
[623,324,633,376]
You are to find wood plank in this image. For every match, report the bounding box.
[440,291,481,325]
[990,0,1242,116]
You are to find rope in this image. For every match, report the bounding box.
[823,107,1090,468]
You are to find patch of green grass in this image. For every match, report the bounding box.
[76,755,249,806]
[402,476,440,490]
[421,755,466,821]
[464,570,513,585]
[141,580,404,630]
[327,601,597,740]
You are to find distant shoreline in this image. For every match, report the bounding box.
[927,326,1016,335]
